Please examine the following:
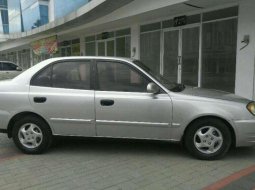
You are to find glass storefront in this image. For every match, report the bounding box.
[33,53,51,65]
[140,6,238,92]
[140,30,161,75]
[7,52,17,64]
[18,49,31,69]
[202,19,237,92]
[60,39,80,57]
[85,28,131,57]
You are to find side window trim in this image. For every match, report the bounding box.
[95,59,165,93]
[30,59,94,90]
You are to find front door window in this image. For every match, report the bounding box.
[97,61,151,92]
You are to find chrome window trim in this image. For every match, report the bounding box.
[50,118,94,124]
[96,120,170,128]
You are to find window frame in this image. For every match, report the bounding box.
[30,59,94,90]
[94,59,165,93]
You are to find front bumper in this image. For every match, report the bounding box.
[234,120,255,147]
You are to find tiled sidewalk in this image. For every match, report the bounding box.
[0,133,255,190]
[204,165,255,190]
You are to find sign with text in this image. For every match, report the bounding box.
[174,16,187,27]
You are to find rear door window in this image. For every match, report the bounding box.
[31,60,91,90]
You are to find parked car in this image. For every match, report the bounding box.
[0,61,23,80]
[0,57,254,160]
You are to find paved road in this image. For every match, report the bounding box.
[0,134,255,190]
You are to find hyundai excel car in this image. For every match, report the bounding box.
[0,57,254,160]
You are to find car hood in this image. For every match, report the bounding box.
[180,86,250,104]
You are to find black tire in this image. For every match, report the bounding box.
[12,116,52,154]
[184,118,232,160]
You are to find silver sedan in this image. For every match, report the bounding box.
[0,57,254,160]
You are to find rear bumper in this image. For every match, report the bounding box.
[234,120,255,147]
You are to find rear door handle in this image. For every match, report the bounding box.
[34,97,47,103]
[100,99,114,106]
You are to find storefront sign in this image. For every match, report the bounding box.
[31,36,58,55]
[174,16,187,27]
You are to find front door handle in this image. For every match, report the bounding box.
[34,97,47,103]
[100,99,114,106]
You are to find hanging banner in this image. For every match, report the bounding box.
[31,35,58,55]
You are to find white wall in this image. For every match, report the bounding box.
[235,0,255,100]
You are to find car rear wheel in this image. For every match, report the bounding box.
[12,116,52,154]
[184,118,232,160]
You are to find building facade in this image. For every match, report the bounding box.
[0,0,255,100]
[0,0,8,34]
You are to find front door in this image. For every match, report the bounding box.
[163,26,200,86]
[29,60,96,136]
[95,60,173,139]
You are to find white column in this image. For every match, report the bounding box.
[49,0,55,22]
[131,24,140,59]
[235,0,255,100]
[16,51,19,66]
[30,48,33,67]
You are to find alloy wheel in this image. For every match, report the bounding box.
[193,126,223,154]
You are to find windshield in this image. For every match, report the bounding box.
[133,60,185,92]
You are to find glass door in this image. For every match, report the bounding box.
[163,26,200,86]
[181,27,199,86]
[97,41,105,56]
[106,40,115,56]
[163,29,179,83]
[97,39,115,56]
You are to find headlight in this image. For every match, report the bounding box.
[247,102,255,116]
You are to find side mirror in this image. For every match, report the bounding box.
[16,67,22,71]
[147,82,160,94]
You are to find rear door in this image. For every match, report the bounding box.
[29,59,96,136]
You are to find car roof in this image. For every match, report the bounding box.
[12,56,136,84]
[45,56,135,63]
[0,61,17,64]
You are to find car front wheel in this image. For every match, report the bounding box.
[12,116,52,154]
[184,118,232,160]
